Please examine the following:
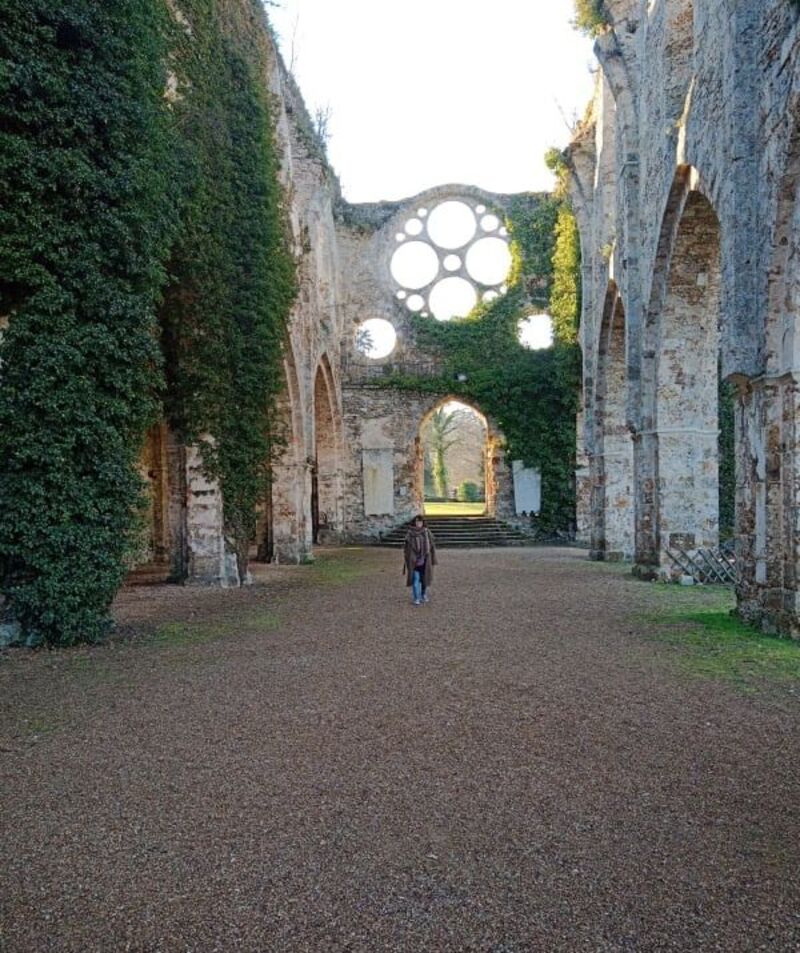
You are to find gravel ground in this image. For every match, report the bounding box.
[2,546,800,952]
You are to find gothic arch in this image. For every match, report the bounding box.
[592,281,634,559]
[415,394,519,519]
[637,166,722,569]
[312,354,343,542]
[270,340,312,562]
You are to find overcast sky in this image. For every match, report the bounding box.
[266,0,597,204]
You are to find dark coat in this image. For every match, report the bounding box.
[403,527,437,588]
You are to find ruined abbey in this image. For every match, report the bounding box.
[3,0,800,643]
[571,0,800,633]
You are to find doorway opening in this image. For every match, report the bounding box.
[420,400,488,516]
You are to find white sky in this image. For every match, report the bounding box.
[266,0,597,203]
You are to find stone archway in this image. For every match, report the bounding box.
[271,343,312,563]
[415,395,517,521]
[591,282,634,560]
[127,422,187,583]
[312,355,343,543]
[637,168,722,573]
[419,399,491,514]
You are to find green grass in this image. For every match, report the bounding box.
[643,587,800,690]
[308,550,369,585]
[150,610,279,647]
[424,502,486,516]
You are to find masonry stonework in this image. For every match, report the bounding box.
[131,10,539,582]
[569,0,800,632]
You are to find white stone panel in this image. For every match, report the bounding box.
[512,461,541,516]
[363,449,394,516]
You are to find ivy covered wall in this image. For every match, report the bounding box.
[0,1,180,645]
[374,194,583,534]
[0,0,295,645]
[160,0,296,583]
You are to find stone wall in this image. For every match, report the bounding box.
[135,3,550,579]
[570,0,800,632]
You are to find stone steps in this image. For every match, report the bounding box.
[377,516,530,548]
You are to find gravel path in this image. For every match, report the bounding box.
[2,547,800,952]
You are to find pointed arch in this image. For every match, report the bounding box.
[592,281,634,559]
[312,353,343,542]
[639,167,722,567]
[270,338,312,563]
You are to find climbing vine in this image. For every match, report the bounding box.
[0,1,179,645]
[0,0,295,645]
[160,0,296,583]
[378,193,582,534]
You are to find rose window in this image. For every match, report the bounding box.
[390,200,512,321]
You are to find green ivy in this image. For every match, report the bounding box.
[159,0,296,583]
[0,1,179,645]
[0,0,296,645]
[377,195,582,534]
[573,0,611,35]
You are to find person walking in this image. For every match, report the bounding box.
[403,514,437,606]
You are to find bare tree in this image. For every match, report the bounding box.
[313,104,332,149]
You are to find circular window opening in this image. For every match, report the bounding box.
[406,293,425,312]
[356,318,397,359]
[465,237,512,286]
[405,217,424,236]
[417,207,428,217]
[390,240,439,289]
[426,201,477,249]
[483,290,499,303]
[443,254,461,272]
[481,213,500,232]
[429,277,478,321]
[518,314,554,350]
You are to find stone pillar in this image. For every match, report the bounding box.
[184,446,240,586]
[655,426,719,558]
[597,433,635,560]
[575,410,591,546]
[272,458,312,563]
[736,375,800,635]
[632,431,659,576]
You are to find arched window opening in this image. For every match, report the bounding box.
[420,400,488,516]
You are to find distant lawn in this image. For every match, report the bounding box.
[424,502,487,516]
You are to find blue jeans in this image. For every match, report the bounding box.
[412,565,426,602]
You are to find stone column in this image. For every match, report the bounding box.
[655,426,719,560]
[184,446,240,586]
[272,457,313,563]
[632,431,659,577]
[736,375,800,635]
[598,433,635,560]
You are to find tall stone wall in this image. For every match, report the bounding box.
[571,0,800,632]
[136,5,547,577]
[333,185,528,540]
